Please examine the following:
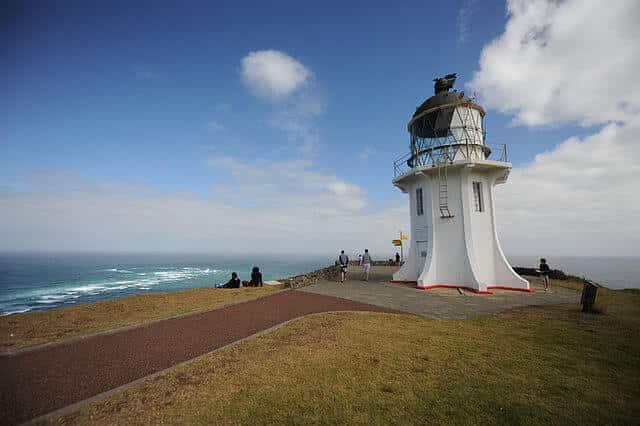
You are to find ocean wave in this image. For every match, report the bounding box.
[0,266,225,315]
[1,306,32,316]
[69,284,107,293]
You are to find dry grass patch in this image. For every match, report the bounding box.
[52,290,640,425]
[0,286,282,351]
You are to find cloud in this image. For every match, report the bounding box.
[359,147,375,161]
[207,155,367,213]
[469,0,640,127]
[457,0,478,46]
[469,0,640,256]
[241,50,311,99]
[134,66,166,81]
[206,120,225,133]
[241,50,323,157]
[214,102,231,112]
[0,165,407,255]
[496,116,640,256]
[269,91,325,157]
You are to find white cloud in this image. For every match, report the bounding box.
[457,0,478,46]
[206,120,225,132]
[134,66,166,81]
[241,50,310,99]
[469,0,640,127]
[207,155,367,213]
[0,164,407,255]
[469,0,640,256]
[359,147,375,161]
[269,92,325,157]
[496,116,640,256]
[241,50,323,157]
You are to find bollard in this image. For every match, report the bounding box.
[581,280,598,313]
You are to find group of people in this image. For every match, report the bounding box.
[218,266,263,288]
[216,257,553,291]
[338,249,372,283]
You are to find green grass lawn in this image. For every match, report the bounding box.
[52,286,640,425]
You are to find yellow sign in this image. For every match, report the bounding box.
[401,233,409,240]
[392,239,402,246]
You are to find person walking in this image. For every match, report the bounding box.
[537,258,551,292]
[395,252,400,265]
[362,249,372,281]
[338,250,349,283]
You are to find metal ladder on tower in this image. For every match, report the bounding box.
[437,148,454,218]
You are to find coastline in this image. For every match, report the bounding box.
[1,260,634,352]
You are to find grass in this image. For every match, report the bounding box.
[0,285,282,351]
[50,286,640,425]
[526,275,640,322]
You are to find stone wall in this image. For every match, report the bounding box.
[280,265,341,289]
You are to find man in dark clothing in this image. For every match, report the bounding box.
[395,252,401,265]
[222,272,241,288]
[338,250,349,283]
[250,266,263,287]
[537,258,551,292]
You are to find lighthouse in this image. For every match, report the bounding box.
[392,73,530,294]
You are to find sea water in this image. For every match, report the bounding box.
[1,253,638,316]
[0,253,331,316]
[507,255,640,290]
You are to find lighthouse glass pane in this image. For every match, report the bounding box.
[473,181,484,212]
[416,188,424,216]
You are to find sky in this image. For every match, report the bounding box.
[1,0,639,257]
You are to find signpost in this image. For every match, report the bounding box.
[392,231,409,262]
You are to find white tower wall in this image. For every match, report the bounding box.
[392,161,530,293]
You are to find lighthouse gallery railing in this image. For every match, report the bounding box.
[393,143,509,178]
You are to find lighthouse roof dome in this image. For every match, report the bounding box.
[411,90,475,119]
[408,73,484,134]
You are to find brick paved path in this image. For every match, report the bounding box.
[0,291,395,424]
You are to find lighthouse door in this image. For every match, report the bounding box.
[415,241,428,274]
[414,224,429,275]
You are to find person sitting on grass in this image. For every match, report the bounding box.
[537,258,551,292]
[222,272,241,288]
[250,266,263,287]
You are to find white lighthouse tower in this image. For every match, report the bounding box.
[392,73,530,294]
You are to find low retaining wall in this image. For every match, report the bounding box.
[280,265,340,289]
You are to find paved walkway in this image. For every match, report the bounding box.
[301,266,580,319]
[0,291,395,424]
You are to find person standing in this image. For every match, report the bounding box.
[362,249,372,281]
[358,253,363,266]
[537,258,551,292]
[338,250,349,283]
[395,252,400,265]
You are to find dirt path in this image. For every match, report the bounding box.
[0,290,396,424]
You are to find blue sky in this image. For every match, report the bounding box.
[3,0,579,192]
[2,0,638,256]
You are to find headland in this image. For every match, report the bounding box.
[1,264,638,425]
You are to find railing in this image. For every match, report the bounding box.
[393,143,509,178]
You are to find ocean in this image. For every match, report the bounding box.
[507,255,640,291]
[0,253,638,316]
[0,253,331,316]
